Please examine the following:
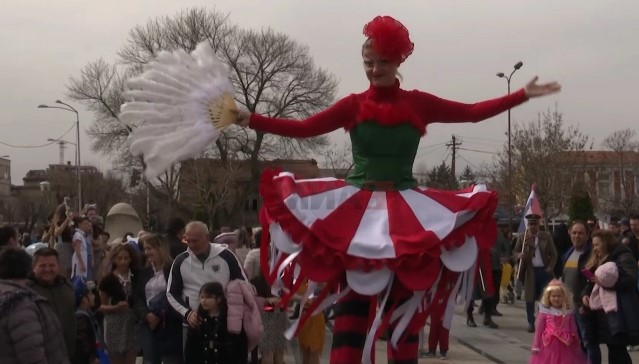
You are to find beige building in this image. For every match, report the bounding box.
[561,150,639,216]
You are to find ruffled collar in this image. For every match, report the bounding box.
[366,79,401,101]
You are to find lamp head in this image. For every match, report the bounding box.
[37,104,49,108]
[55,100,63,104]
[514,61,523,70]
[496,72,505,78]
[39,181,51,192]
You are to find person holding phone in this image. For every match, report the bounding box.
[580,230,639,364]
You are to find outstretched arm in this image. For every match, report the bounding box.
[413,88,528,124]
[413,76,560,124]
[239,96,356,138]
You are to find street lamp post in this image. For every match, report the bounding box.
[38,101,82,213]
[497,61,523,234]
[39,181,52,228]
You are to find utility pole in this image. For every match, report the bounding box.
[446,135,462,181]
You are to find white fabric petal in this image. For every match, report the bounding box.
[399,189,456,239]
[346,267,392,296]
[440,236,478,272]
[456,184,488,198]
[347,191,396,259]
[283,184,360,228]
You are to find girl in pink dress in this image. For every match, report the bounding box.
[530,279,587,364]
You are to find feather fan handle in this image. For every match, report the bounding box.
[122,41,238,179]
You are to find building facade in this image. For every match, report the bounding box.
[561,150,639,217]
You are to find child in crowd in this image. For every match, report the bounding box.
[529,280,587,364]
[185,282,248,364]
[296,280,325,364]
[98,244,140,364]
[74,280,104,364]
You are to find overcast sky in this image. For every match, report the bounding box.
[1,0,637,184]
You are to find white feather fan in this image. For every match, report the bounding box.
[121,41,234,179]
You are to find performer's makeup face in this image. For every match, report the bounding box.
[362,43,399,87]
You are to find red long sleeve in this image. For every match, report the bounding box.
[249,85,528,137]
[249,95,357,138]
[410,88,528,124]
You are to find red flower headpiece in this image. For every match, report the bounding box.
[363,16,414,64]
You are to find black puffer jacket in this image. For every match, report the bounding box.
[582,244,639,345]
[0,280,70,364]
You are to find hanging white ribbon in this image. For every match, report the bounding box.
[284,280,318,340]
[311,286,352,316]
[389,290,426,349]
[361,273,395,364]
[456,260,477,306]
[443,274,463,330]
[272,250,300,296]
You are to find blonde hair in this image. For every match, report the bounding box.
[143,234,172,270]
[540,280,572,311]
[585,229,617,270]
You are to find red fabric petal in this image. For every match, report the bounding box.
[259,172,498,290]
[388,191,441,257]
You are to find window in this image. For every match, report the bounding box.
[597,172,610,199]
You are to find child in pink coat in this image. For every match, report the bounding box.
[529,280,587,364]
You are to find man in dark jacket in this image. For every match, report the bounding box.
[0,248,70,364]
[621,216,639,261]
[29,248,76,363]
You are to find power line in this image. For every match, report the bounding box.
[459,135,505,144]
[458,147,499,155]
[418,142,446,150]
[457,152,482,172]
[0,123,75,149]
[415,145,445,158]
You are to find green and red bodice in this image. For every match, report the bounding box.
[347,121,420,190]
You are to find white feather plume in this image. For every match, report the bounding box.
[122,41,233,179]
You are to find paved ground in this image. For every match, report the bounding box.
[282,299,639,363]
[135,299,639,363]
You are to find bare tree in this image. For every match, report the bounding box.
[602,128,639,215]
[323,142,353,178]
[179,158,237,229]
[488,106,590,221]
[67,7,337,220]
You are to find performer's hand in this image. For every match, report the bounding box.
[235,109,250,127]
[524,76,561,98]
[582,295,590,308]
